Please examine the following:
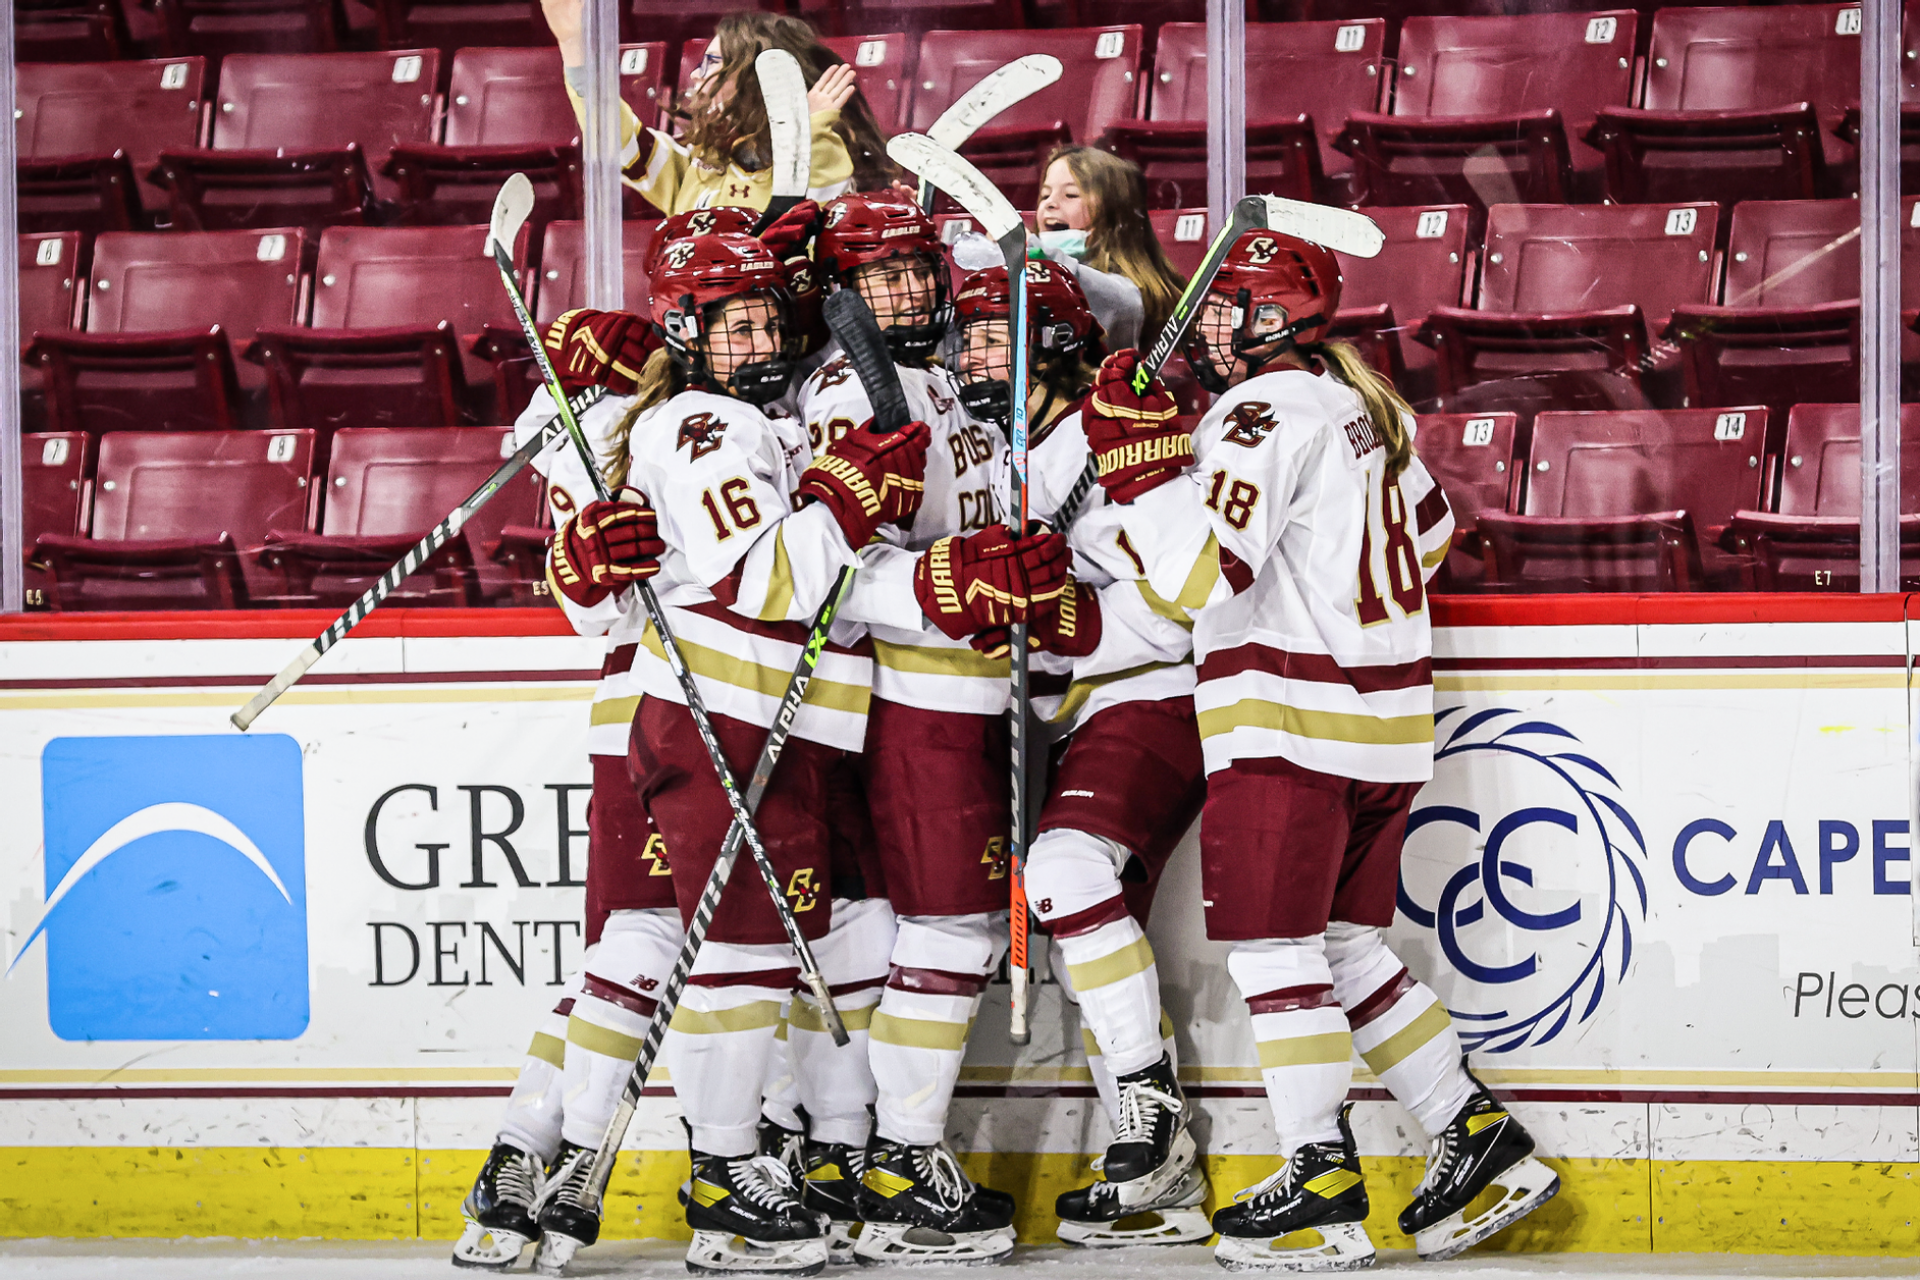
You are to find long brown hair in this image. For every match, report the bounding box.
[1316,340,1415,477]
[679,12,898,191]
[1045,144,1185,343]
[604,347,678,490]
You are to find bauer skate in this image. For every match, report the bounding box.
[530,1140,600,1276]
[1399,1061,1559,1261]
[801,1139,868,1266]
[1056,1054,1212,1247]
[452,1142,543,1271]
[854,1139,1017,1266]
[686,1149,831,1276]
[1212,1106,1374,1273]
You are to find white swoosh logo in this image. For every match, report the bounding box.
[7,802,294,975]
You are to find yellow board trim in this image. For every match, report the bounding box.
[1198,698,1434,747]
[667,1001,784,1036]
[1256,1030,1353,1068]
[642,624,868,714]
[1066,935,1157,993]
[1436,671,1907,692]
[869,1011,973,1051]
[1357,1001,1451,1076]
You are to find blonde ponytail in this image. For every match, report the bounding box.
[603,347,677,491]
[1318,341,1415,476]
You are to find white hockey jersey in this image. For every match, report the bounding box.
[1114,367,1454,783]
[616,386,871,751]
[803,344,1014,716]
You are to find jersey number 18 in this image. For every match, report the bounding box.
[1355,471,1423,625]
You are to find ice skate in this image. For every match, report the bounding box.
[854,1139,1017,1266]
[1399,1061,1559,1261]
[1056,1055,1212,1246]
[801,1140,868,1266]
[452,1141,544,1271]
[1211,1107,1374,1273]
[685,1149,831,1276]
[530,1140,600,1276]
[761,1118,808,1181]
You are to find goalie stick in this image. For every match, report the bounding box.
[751,48,809,234]
[886,132,1040,1043]
[915,55,1064,214]
[230,385,607,732]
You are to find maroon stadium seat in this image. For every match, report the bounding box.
[1338,203,1471,404]
[28,226,306,436]
[370,0,546,59]
[16,0,129,62]
[34,427,316,610]
[1478,406,1770,592]
[16,57,207,231]
[1586,3,1863,205]
[1148,207,1211,277]
[1667,299,1860,432]
[1149,20,1385,201]
[911,27,1143,146]
[20,431,92,609]
[1335,12,1636,221]
[629,0,785,62]
[1411,410,1519,589]
[1721,198,1861,309]
[156,50,439,232]
[249,223,525,435]
[153,0,341,66]
[823,33,912,137]
[1418,201,1720,416]
[845,0,1019,42]
[615,40,674,133]
[260,425,542,606]
[20,233,84,340]
[1724,403,1920,590]
[1099,117,1321,209]
[386,46,582,231]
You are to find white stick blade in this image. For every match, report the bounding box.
[927,55,1064,152]
[755,49,809,199]
[886,133,1023,242]
[488,173,536,260]
[1259,196,1385,259]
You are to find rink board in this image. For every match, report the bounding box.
[1,598,1917,1251]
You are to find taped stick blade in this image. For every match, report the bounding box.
[1257,196,1385,258]
[756,49,810,201]
[887,133,1023,243]
[487,173,535,261]
[926,55,1064,152]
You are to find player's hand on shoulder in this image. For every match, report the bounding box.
[1085,348,1191,504]
[798,419,932,547]
[913,522,1068,642]
[550,487,664,608]
[543,308,658,396]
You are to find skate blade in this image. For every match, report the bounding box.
[452,1220,534,1271]
[853,1222,1016,1267]
[532,1229,586,1277]
[827,1220,861,1267]
[1057,1207,1215,1248]
[1214,1220,1376,1273]
[1414,1158,1560,1262]
[687,1228,829,1276]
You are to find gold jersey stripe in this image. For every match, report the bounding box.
[668,1000,784,1036]
[1067,935,1157,993]
[527,1031,566,1069]
[1081,1026,1103,1058]
[589,694,642,726]
[1359,1001,1452,1076]
[1197,698,1434,747]
[642,624,869,714]
[567,1013,643,1063]
[757,528,796,623]
[1138,532,1223,627]
[1421,543,1448,570]
[1048,659,1182,726]
[872,639,1008,680]
[1257,1030,1354,1069]
[870,1011,974,1051]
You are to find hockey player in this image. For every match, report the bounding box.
[1084,230,1560,1270]
[799,193,1069,1266]
[552,229,932,1275]
[944,261,1212,1248]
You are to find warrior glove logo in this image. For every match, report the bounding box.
[17,735,309,1041]
[1395,708,1646,1052]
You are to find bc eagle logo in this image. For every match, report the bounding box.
[677,412,729,460]
[1222,402,1278,448]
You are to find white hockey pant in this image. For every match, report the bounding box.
[661,934,806,1158]
[496,965,585,1163]
[784,897,896,1147]
[1054,937,1179,1136]
[558,908,681,1150]
[1229,936,1353,1156]
[1325,922,1474,1137]
[870,912,1004,1146]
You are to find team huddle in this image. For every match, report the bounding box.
[444,180,1561,1279]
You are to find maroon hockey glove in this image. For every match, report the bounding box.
[543,308,660,396]
[549,491,665,608]
[756,199,821,261]
[915,524,1070,642]
[783,251,828,358]
[1085,348,1191,504]
[797,420,932,548]
[970,574,1103,659]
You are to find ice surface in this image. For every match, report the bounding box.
[0,1241,1914,1279]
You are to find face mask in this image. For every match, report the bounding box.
[957,377,1011,426]
[1032,229,1089,261]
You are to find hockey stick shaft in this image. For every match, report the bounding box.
[486,232,846,1044]
[1001,230,1034,1045]
[230,386,607,731]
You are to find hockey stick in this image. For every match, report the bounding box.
[751,49,809,234]
[230,385,608,731]
[1050,196,1387,530]
[886,133,1039,1043]
[915,55,1064,214]
[484,175,846,1042]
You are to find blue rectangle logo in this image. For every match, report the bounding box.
[27,734,309,1041]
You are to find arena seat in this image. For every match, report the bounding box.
[19,233,84,340]
[1721,198,1861,309]
[33,427,316,610]
[942,121,1071,212]
[1149,207,1210,277]
[259,425,542,606]
[248,223,526,436]
[1667,301,1859,433]
[153,0,342,66]
[20,431,92,608]
[1477,405,1770,592]
[910,26,1144,146]
[1586,3,1863,205]
[1723,403,1920,590]
[16,57,208,232]
[614,40,674,133]
[1098,117,1319,208]
[823,33,912,136]
[845,0,1020,42]
[16,0,129,62]
[1144,20,1387,202]
[1410,410,1519,589]
[1417,201,1719,415]
[28,227,306,436]
[630,0,786,61]
[155,49,440,231]
[385,46,584,231]
[369,0,547,59]
[1327,302,1404,384]
[1335,11,1636,223]
[1339,203,1471,404]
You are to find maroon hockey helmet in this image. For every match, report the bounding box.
[648,232,794,404]
[1187,230,1344,392]
[816,192,951,362]
[644,206,759,276]
[951,261,1104,423]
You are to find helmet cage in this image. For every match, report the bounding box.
[662,286,796,406]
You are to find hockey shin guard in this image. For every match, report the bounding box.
[788,897,894,1147]
[762,998,803,1135]
[496,968,583,1163]
[1327,922,1474,1136]
[558,909,680,1150]
[1229,937,1353,1155]
[870,913,998,1145]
